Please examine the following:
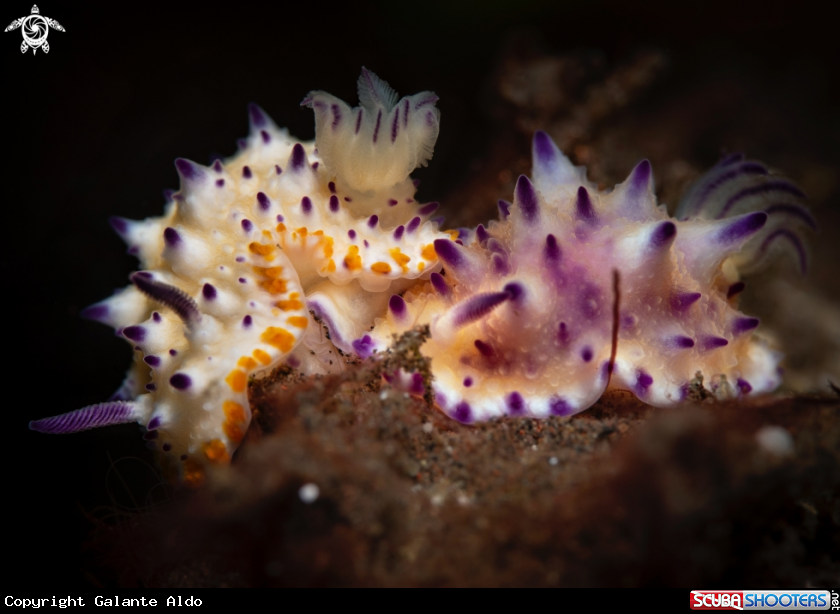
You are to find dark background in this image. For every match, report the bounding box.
[4,0,837,588]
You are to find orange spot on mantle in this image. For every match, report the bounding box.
[225,369,247,392]
[287,316,309,328]
[344,245,362,271]
[253,349,272,365]
[261,327,295,353]
[202,439,230,464]
[371,262,392,274]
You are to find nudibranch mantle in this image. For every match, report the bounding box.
[367,132,812,423]
[30,69,450,483]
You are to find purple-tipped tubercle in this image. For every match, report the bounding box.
[514,175,540,224]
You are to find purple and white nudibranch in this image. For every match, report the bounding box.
[30,68,813,481]
[367,132,812,422]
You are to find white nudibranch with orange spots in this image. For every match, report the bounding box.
[29,69,450,483]
[367,132,813,423]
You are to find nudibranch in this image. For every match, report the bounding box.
[30,69,449,482]
[367,132,813,422]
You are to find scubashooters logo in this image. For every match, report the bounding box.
[5,5,64,54]
[691,590,833,610]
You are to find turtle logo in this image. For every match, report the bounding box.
[5,5,64,55]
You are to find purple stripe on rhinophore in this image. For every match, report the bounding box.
[451,292,510,328]
[476,224,490,244]
[242,165,252,179]
[716,152,744,168]
[329,195,339,213]
[764,203,818,230]
[452,401,473,424]
[391,107,400,142]
[732,317,759,335]
[406,216,421,233]
[301,196,312,214]
[544,234,561,263]
[331,103,342,130]
[29,401,138,434]
[109,216,129,237]
[212,160,223,173]
[131,272,201,323]
[717,180,805,218]
[650,221,676,250]
[700,336,729,351]
[430,272,449,296]
[372,109,382,144]
[241,219,253,232]
[261,130,271,144]
[727,281,745,298]
[389,294,407,319]
[248,103,267,128]
[80,303,109,322]
[355,108,363,134]
[758,228,808,274]
[174,158,203,182]
[170,373,192,390]
[393,225,405,240]
[690,162,768,213]
[367,214,378,228]
[257,192,270,211]
[498,200,511,220]
[506,392,526,416]
[575,186,596,222]
[672,336,695,348]
[202,283,217,300]
[403,99,410,127]
[352,335,375,359]
[290,143,307,171]
[514,175,539,224]
[418,202,439,216]
[670,291,701,312]
[414,95,439,109]
[533,131,557,169]
[716,212,767,245]
[434,239,464,268]
[122,325,146,342]
[549,397,572,416]
[474,339,494,357]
